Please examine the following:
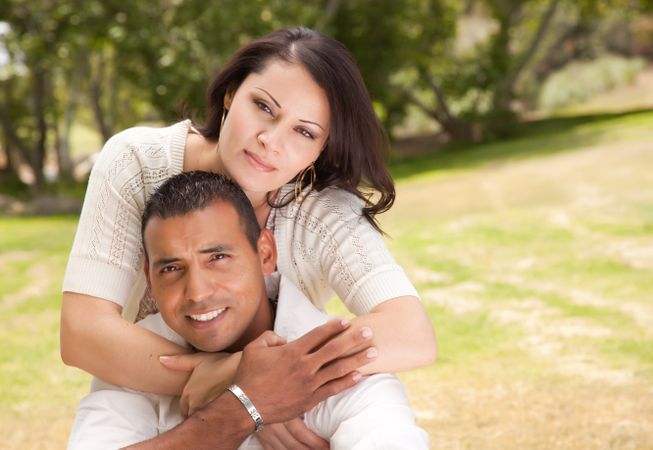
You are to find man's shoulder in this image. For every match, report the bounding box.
[273,276,330,341]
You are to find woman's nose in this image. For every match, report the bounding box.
[257,127,282,154]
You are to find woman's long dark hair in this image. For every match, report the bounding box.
[198,27,395,232]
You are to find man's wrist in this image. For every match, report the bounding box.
[197,391,257,441]
[226,384,264,432]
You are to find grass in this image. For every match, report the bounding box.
[382,108,653,448]
[2,108,653,448]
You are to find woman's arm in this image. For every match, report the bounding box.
[61,292,193,395]
[344,295,436,375]
[276,187,436,374]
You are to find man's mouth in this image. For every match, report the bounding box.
[188,308,226,322]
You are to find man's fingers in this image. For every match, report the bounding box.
[309,325,373,368]
[314,346,377,387]
[310,371,361,410]
[159,353,200,372]
[290,318,351,353]
[248,330,287,349]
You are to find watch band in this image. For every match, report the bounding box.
[226,384,264,432]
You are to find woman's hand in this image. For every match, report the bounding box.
[160,351,242,417]
[256,418,328,450]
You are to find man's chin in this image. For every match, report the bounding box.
[189,340,230,353]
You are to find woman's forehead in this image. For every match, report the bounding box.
[239,60,330,126]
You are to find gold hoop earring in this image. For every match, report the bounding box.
[294,163,316,200]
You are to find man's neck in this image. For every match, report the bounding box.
[225,293,275,353]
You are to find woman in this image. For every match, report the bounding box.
[61,27,435,447]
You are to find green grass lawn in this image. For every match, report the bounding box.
[2,110,653,449]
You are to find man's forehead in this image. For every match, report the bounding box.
[144,203,248,255]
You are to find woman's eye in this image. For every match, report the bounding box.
[254,100,272,115]
[297,128,315,140]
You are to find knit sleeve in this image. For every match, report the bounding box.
[274,187,419,316]
[62,126,176,307]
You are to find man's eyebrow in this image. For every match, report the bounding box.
[255,87,281,108]
[153,257,179,269]
[198,245,233,254]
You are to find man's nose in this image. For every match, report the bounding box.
[185,267,213,303]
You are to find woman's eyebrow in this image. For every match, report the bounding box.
[299,119,324,131]
[255,87,281,108]
[255,87,325,131]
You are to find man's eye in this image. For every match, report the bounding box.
[254,100,272,115]
[161,266,178,273]
[210,253,227,261]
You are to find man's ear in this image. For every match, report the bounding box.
[257,229,277,276]
[143,258,152,291]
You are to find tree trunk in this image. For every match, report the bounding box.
[90,51,113,142]
[57,59,84,181]
[0,131,13,173]
[493,0,561,112]
[32,66,48,188]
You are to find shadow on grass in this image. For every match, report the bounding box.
[390,107,653,181]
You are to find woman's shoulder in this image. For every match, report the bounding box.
[104,120,189,151]
[275,184,369,231]
[93,120,190,174]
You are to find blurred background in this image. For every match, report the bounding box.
[1,1,652,448]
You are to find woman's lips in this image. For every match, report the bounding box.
[245,150,276,172]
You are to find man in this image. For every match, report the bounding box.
[68,171,428,449]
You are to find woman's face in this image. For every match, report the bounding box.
[216,60,330,199]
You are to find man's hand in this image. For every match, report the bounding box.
[234,317,376,425]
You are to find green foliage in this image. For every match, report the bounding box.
[538,54,645,110]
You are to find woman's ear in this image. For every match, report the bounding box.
[224,88,235,111]
[257,229,277,275]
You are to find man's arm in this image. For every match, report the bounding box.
[127,318,375,449]
[126,392,254,450]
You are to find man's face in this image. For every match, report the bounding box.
[143,200,276,352]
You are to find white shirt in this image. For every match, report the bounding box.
[68,277,428,449]
[62,120,419,321]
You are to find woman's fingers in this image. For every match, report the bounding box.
[159,353,202,372]
[285,417,329,450]
[257,421,313,450]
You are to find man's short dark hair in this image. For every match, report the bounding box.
[141,171,260,257]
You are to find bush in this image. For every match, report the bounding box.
[538,54,645,111]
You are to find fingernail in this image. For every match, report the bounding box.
[159,356,171,362]
[340,317,350,327]
[361,327,373,339]
[352,372,362,382]
[366,347,378,359]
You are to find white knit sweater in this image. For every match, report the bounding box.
[62,120,418,318]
